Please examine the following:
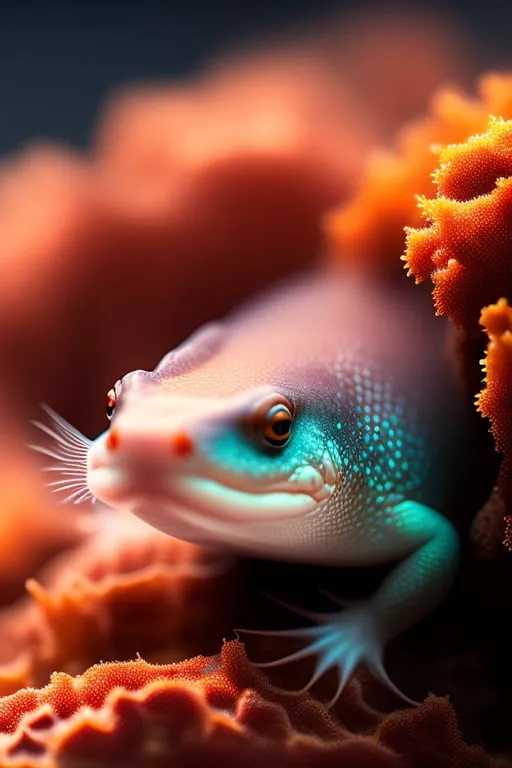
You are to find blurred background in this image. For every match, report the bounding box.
[0,0,509,434]
[0,0,507,155]
[0,0,510,439]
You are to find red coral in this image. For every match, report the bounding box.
[378,696,492,768]
[404,117,512,332]
[0,642,493,768]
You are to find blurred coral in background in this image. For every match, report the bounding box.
[328,73,512,272]
[1,4,512,766]
[0,8,471,437]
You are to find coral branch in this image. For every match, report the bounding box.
[327,73,512,274]
[404,117,512,331]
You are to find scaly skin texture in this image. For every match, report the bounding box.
[39,267,466,704]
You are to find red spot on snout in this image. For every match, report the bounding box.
[106,429,120,452]
[170,431,194,457]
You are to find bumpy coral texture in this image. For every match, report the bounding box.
[327,73,512,272]
[0,641,495,768]
[0,508,233,697]
[404,116,512,331]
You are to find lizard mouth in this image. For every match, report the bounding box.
[163,449,339,525]
[167,475,321,523]
[86,463,326,524]
[166,444,338,524]
[123,474,334,549]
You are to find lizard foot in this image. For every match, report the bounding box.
[236,594,417,707]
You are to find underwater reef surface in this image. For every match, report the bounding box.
[1,9,512,768]
[0,641,499,768]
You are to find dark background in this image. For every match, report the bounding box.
[0,0,509,157]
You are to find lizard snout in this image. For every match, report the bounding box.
[103,427,195,459]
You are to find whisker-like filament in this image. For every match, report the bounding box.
[72,490,93,505]
[65,486,92,503]
[50,423,87,450]
[42,467,89,474]
[30,421,82,450]
[47,479,88,489]
[29,405,94,507]
[28,444,85,463]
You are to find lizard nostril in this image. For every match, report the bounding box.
[170,431,194,457]
[106,429,120,452]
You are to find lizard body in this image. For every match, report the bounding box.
[35,266,467,704]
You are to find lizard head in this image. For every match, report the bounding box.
[32,269,461,565]
[86,340,339,557]
[84,292,348,560]
[34,316,341,561]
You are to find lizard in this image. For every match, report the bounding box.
[32,265,469,706]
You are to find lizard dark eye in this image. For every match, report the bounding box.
[250,394,294,448]
[106,388,117,420]
[105,379,121,421]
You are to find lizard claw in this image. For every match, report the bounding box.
[237,597,417,707]
[262,591,334,622]
[317,588,360,609]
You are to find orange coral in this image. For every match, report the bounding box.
[326,73,512,272]
[0,641,493,767]
[404,116,512,331]
[0,510,232,695]
[476,300,512,546]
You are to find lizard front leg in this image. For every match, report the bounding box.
[239,500,459,705]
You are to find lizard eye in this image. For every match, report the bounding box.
[106,380,121,421]
[250,394,294,448]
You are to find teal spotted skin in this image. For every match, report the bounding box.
[80,266,464,705]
